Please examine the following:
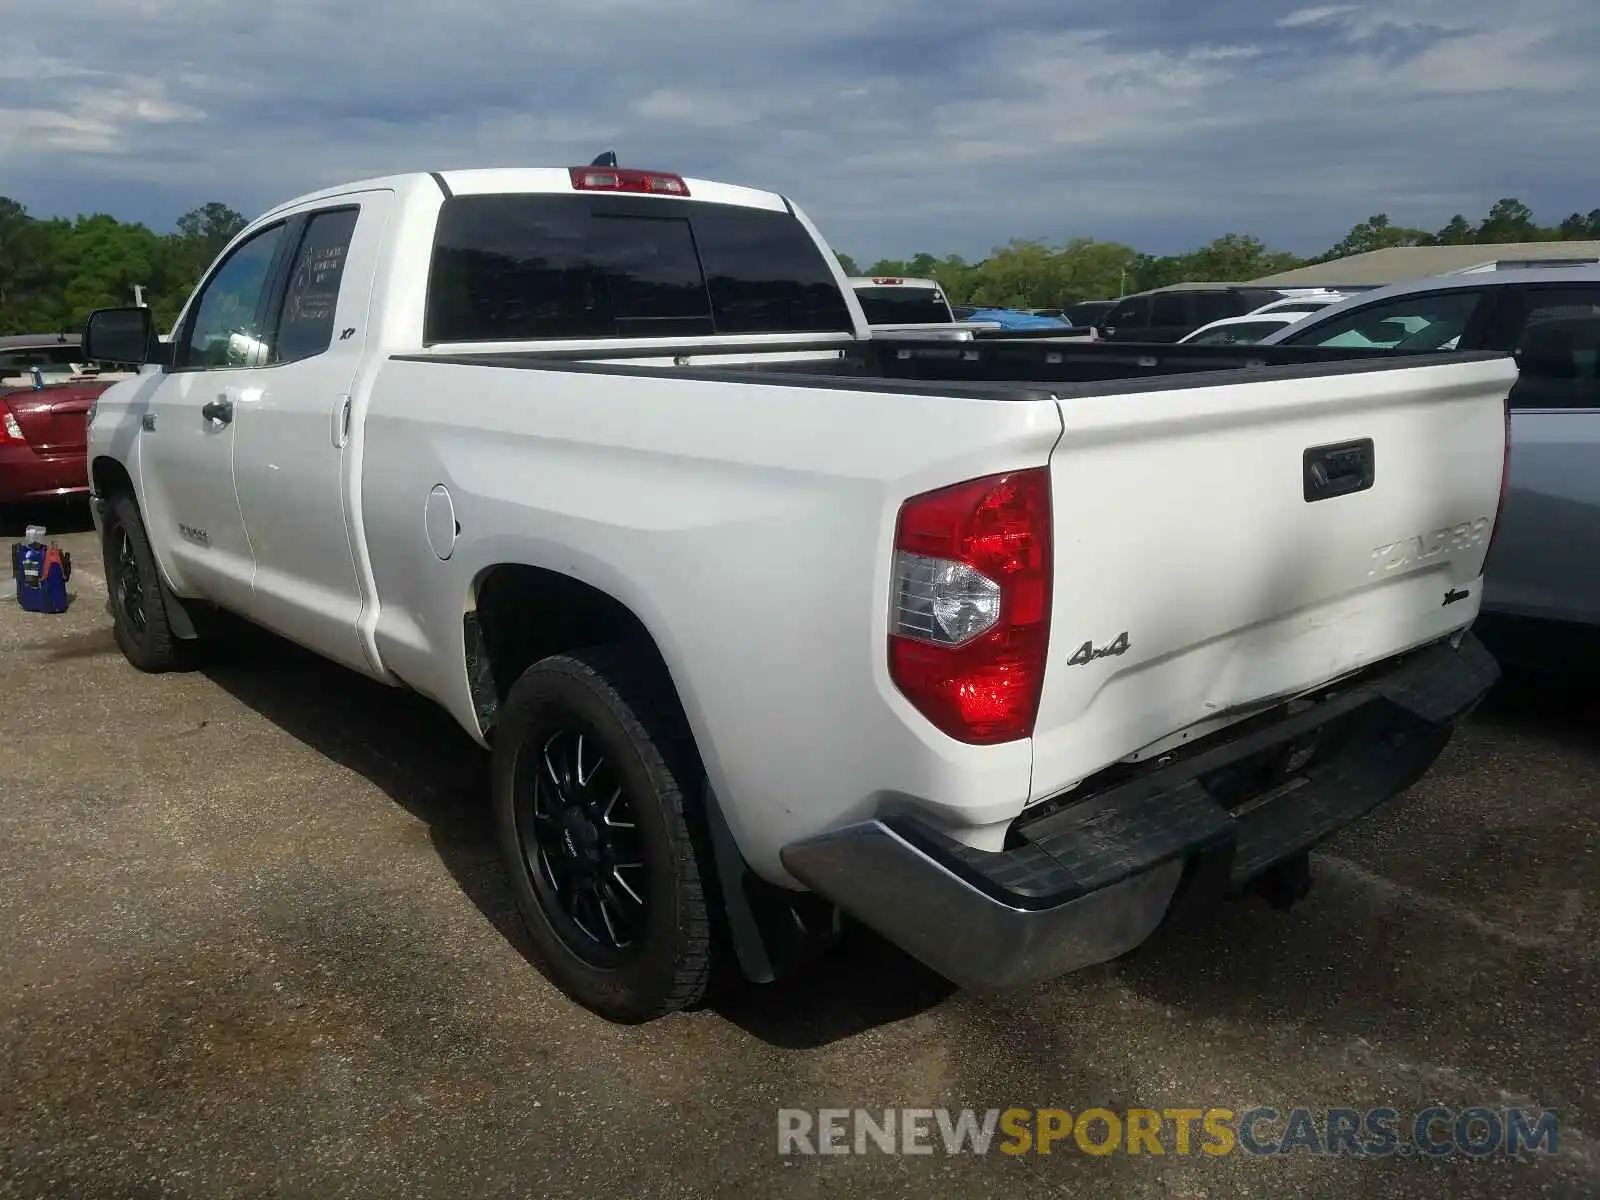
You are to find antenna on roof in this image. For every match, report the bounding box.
[590,150,618,168]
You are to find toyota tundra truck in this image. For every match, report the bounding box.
[81,162,1510,1022]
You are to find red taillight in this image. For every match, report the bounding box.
[1487,396,1513,557]
[888,468,1052,745]
[568,166,689,196]
[872,277,904,285]
[0,401,26,446]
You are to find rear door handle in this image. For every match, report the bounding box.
[202,396,234,426]
[1304,438,1375,502]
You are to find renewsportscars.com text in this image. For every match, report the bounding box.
[777,1106,1560,1159]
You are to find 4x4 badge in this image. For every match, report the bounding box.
[1068,631,1131,666]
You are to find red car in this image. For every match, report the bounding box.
[0,334,113,510]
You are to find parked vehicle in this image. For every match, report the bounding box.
[1249,293,1349,318]
[1177,313,1307,345]
[1062,299,1117,327]
[1259,268,1600,660]
[1095,284,1288,343]
[83,164,1510,1022]
[1,332,85,388]
[0,370,111,514]
[849,276,956,327]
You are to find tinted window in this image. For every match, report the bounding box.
[1186,320,1290,346]
[274,208,359,363]
[590,214,712,336]
[1064,301,1114,325]
[1284,290,1484,351]
[179,224,288,369]
[691,206,852,334]
[425,194,850,343]
[1509,288,1600,410]
[852,286,953,325]
[1193,292,1241,324]
[1150,293,1192,326]
[1104,296,1149,328]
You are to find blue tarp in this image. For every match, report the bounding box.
[962,308,1071,330]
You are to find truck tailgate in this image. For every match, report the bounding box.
[1029,355,1515,801]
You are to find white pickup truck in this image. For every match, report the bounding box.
[83,163,1511,1022]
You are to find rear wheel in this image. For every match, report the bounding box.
[101,491,197,672]
[491,646,713,1022]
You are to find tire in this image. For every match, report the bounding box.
[491,646,714,1022]
[101,490,198,673]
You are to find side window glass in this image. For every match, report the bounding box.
[178,224,287,369]
[1288,291,1484,351]
[1105,297,1147,327]
[274,209,360,364]
[1195,292,1236,323]
[1151,293,1191,326]
[1510,289,1600,410]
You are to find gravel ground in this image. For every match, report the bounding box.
[2,511,1596,1199]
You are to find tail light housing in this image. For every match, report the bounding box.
[1486,395,1513,557]
[568,166,689,196]
[0,401,26,445]
[888,468,1052,744]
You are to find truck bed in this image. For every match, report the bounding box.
[397,337,1502,398]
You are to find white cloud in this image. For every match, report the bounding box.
[0,0,1596,259]
[1275,6,1360,29]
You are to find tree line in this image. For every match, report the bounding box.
[841,199,1600,310]
[3,193,1599,337]
[0,199,247,336]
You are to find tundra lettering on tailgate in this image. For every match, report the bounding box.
[1368,518,1491,578]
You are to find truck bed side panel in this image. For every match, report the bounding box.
[359,359,1063,881]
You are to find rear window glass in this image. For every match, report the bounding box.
[424,194,851,342]
[0,346,78,372]
[852,286,953,325]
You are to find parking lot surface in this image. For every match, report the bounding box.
[2,516,1597,1199]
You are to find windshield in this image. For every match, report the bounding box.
[851,286,954,325]
[1284,290,1483,351]
[1185,320,1288,345]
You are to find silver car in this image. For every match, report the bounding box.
[1258,268,1600,664]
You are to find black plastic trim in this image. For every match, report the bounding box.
[883,634,1497,911]
[430,171,453,199]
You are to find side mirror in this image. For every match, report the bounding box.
[82,306,167,367]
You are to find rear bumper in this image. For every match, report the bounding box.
[781,633,1499,990]
[0,443,89,504]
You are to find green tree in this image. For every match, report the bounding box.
[1320,214,1433,260]
[834,252,861,275]
[1557,210,1600,240]
[1434,215,1476,245]
[0,198,54,331]
[1476,198,1540,243]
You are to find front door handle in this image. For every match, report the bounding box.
[202,396,234,426]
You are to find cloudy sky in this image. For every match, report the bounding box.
[3,0,1597,261]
